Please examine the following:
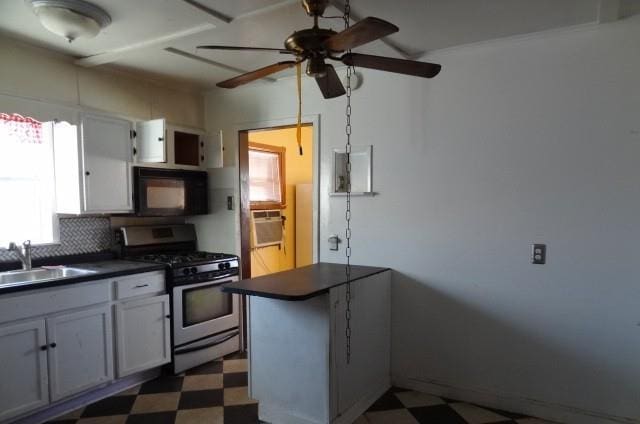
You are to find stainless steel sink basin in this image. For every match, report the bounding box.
[0,267,97,287]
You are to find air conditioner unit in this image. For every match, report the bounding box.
[250,210,283,248]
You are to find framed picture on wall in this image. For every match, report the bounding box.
[331,145,373,195]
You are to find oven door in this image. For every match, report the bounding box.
[172,276,239,346]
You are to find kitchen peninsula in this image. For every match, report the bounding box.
[224,262,391,424]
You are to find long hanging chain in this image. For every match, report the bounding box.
[343,0,353,365]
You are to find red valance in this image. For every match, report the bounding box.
[0,113,43,144]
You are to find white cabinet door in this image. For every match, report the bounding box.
[0,319,49,421]
[81,113,133,213]
[136,118,166,163]
[115,294,171,377]
[47,305,114,401]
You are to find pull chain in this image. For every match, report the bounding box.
[343,0,353,365]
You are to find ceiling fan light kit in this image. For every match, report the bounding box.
[197,0,441,99]
[29,0,111,43]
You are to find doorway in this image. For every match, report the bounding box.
[238,123,316,279]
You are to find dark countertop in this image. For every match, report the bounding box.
[0,260,166,295]
[222,262,390,301]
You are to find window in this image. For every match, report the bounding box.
[0,113,57,245]
[249,143,286,209]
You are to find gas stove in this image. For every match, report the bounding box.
[134,251,236,265]
[117,224,239,284]
[127,251,239,282]
[117,224,242,374]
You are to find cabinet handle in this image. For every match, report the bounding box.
[165,314,171,319]
[134,284,149,288]
[50,342,57,348]
[85,171,90,176]
[158,137,164,142]
[40,345,48,351]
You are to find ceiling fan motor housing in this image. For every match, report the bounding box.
[285,27,339,55]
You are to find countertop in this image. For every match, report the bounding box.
[222,262,390,301]
[0,260,166,295]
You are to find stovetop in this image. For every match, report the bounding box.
[127,251,237,267]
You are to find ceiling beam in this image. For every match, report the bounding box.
[75,24,216,67]
[164,48,277,82]
[234,0,299,21]
[328,0,415,59]
[598,0,621,23]
[179,0,233,24]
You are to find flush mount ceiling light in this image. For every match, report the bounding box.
[29,0,111,43]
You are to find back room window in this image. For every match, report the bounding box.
[0,113,57,245]
[248,143,286,210]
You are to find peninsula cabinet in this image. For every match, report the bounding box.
[224,263,392,424]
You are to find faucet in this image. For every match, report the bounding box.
[8,240,32,270]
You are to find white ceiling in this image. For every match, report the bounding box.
[0,0,635,91]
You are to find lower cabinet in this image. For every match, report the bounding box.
[115,294,171,377]
[0,272,166,422]
[0,319,49,421]
[47,305,114,402]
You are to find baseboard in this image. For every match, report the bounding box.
[393,376,638,424]
[9,368,161,424]
[332,381,389,424]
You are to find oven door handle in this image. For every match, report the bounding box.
[174,330,240,355]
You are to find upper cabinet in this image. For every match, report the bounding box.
[52,111,213,215]
[134,124,214,170]
[54,113,135,214]
[136,118,166,163]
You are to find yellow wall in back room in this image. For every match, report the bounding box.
[249,126,313,277]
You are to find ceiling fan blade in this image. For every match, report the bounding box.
[217,61,298,88]
[198,45,295,54]
[341,53,441,78]
[315,64,346,99]
[324,17,398,51]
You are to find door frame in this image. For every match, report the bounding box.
[234,114,321,279]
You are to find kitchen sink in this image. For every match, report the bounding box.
[0,267,97,287]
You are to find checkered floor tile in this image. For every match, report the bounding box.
[48,351,258,424]
[357,387,557,424]
[48,354,555,424]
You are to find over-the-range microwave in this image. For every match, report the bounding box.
[133,167,208,216]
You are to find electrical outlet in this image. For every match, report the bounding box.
[531,244,546,264]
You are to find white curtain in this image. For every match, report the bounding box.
[249,150,282,203]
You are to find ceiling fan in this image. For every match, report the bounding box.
[197,0,442,98]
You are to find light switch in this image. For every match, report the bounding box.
[531,244,546,265]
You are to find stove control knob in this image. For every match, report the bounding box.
[218,263,225,270]
[190,267,197,274]
[224,262,231,269]
[182,268,190,276]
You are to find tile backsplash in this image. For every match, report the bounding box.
[0,216,113,262]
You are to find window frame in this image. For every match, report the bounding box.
[248,142,286,210]
[0,115,60,247]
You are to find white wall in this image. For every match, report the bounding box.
[200,16,640,424]
[0,36,204,127]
